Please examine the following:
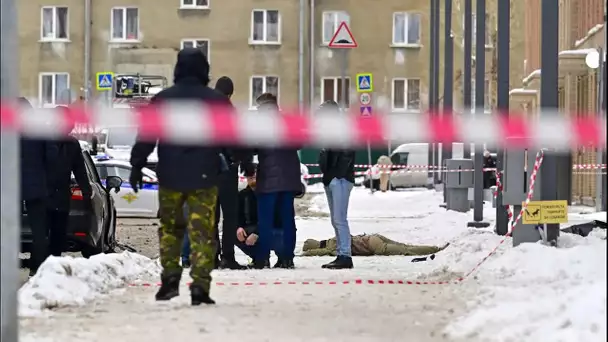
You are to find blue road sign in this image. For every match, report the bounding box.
[360,106,372,116]
[356,73,373,92]
[96,72,114,91]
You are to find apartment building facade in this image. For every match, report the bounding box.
[18,0,527,113]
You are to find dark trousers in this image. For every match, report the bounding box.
[47,209,69,257]
[24,198,49,271]
[237,228,284,259]
[213,166,239,260]
[256,192,296,261]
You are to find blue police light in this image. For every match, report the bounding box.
[95,154,112,162]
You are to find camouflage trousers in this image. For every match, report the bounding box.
[158,186,218,292]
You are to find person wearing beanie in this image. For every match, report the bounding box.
[214,76,234,98]
[317,100,357,269]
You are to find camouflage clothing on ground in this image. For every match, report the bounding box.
[302,234,447,256]
[158,187,218,292]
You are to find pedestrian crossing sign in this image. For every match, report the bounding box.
[356,73,373,93]
[96,72,114,91]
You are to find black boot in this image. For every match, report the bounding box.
[321,257,339,269]
[275,258,295,269]
[249,258,270,269]
[323,256,353,269]
[155,273,181,301]
[190,284,215,306]
[181,257,191,268]
[219,257,247,270]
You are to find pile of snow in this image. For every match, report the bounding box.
[446,233,606,341]
[307,188,606,341]
[19,252,160,317]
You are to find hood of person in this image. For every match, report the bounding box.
[173,48,210,86]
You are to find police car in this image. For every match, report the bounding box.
[94,155,160,218]
[21,150,122,258]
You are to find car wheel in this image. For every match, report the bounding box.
[81,244,102,258]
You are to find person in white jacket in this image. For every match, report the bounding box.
[376,155,393,192]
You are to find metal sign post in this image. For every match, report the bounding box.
[328,21,362,193]
[468,0,490,228]
[1,0,21,340]
[356,74,374,194]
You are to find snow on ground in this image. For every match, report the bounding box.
[19,187,606,341]
[19,252,160,317]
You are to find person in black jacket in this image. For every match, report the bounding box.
[212,76,255,269]
[482,150,497,189]
[179,76,255,270]
[19,97,60,276]
[251,93,302,270]
[235,177,285,267]
[317,100,356,269]
[129,48,241,306]
[45,111,93,257]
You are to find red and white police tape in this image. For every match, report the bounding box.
[1,103,605,149]
[304,163,606,170]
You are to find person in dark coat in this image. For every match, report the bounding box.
[482,150,497,189]
[18,97,60,276]
[317,100,357,269]
[45,110,93,257]
[235,177,285,267]
[251,93,302,269]
[180,75,255,270]
[130,48,241,305]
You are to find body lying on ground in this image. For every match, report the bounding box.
[301,234,449,256]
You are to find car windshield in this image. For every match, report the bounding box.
[106,128,137,148]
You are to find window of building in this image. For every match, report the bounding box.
[391,78,421,111]
[321,77,351,107]
[180,39,210,61]
[392,12,421,46]
[251,10,280,44]
[469,78,492,112]
[41,6,68,40]
[250,76,279,108]
[39,73,70,107]
[322,11,350,45]
[111,7,139,41]
[180,0,209,9]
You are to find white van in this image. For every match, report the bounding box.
[363,143,466,190]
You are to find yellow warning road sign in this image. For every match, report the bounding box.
[522,200,568,224]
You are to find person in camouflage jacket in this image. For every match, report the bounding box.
[302,234,448,256]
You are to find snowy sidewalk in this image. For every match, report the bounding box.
[19,188,607,342]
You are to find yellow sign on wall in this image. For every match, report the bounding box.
[522,200,568,224]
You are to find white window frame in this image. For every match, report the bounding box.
[320,77,351,107]
[180,39,211,63]
[321,11,350,45]
[250,9,281,45]
[391,78,422,112]
[40,6,69,41]
[179,0,209,9]
[391,12,422,47]
[110,7,140,42]
[249,75,280,109]
[38,72,70,108]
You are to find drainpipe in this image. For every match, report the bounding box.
[84,0,91,102]
[298,0,305,112]
[309,0,315,110]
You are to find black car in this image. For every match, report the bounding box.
[21,150,123,258]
